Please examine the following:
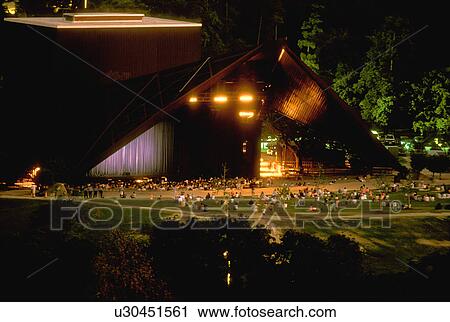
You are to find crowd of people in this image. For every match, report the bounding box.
[29,176,450,214]
[60,177,266,200]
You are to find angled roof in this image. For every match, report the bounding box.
[83,41,399,171]
[5,14,201,29]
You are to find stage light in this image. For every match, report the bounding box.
[278,48,285,61]
[239,111,255,119]
[30,167,41,178]
[189,96,198,103]
[214,95,228,103]
[239,94,253,102]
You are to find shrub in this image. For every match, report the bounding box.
[94,230,171,300]
[277,231,364,297]
[410,153,427,174]
[426,155,450,179]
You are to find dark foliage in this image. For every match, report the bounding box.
[426,155,450,179]
[2,210,450,300]
[94,230,172,300]
[410,153,428,174]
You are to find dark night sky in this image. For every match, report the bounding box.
[282,0,448,73]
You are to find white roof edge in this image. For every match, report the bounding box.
[63,13,145,17]
[4,17,202,29]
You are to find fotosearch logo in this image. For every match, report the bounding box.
[49,198,400,231]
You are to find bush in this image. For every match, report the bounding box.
[147,222,226,299]
[147,220,274,299]
[94,230,171,300]
[426,155,450,178]
[410,153,427,174]
[276,231,363,298]
[326,234,363,279]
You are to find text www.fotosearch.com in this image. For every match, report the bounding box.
[114,305,337,319]
[198,306,337,318]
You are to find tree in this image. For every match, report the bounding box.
[225,221,274,295]
[148,222,226,298]
[332,62,361,107]
[35,168,55,186]
[277,231,363,297]
[1,1,7,19]
[94,230,171,300]
[90,0,148,12]
[297,3,324,73]
[357,17,410,128]
[405,70,450,136]
[426,155,450,179]
[410,153,427,175]
[145,0,189,16]
[16,0,50,15]
[357,62,396,127]
[326,234,363,280]
[198,1,226,56]
[260,0,284,42]
[333,17,412,128]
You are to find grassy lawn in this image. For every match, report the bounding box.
[1,196,449,275]
[302,216,450,274]
[0,198,48,235]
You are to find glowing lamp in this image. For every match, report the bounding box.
[239,94,253,102]
[278,48,285,61]
[189,96,198,103]
[238,111,255,119]
[214,96,228,103]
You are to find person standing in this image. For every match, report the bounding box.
[31,184,37,198]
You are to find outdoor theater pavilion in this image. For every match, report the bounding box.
[4,13,398,179]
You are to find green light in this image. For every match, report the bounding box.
[261,142,268,152]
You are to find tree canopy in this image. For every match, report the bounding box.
[405,70,450,135]
[297,3,324,73]
[332,17,414,129]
